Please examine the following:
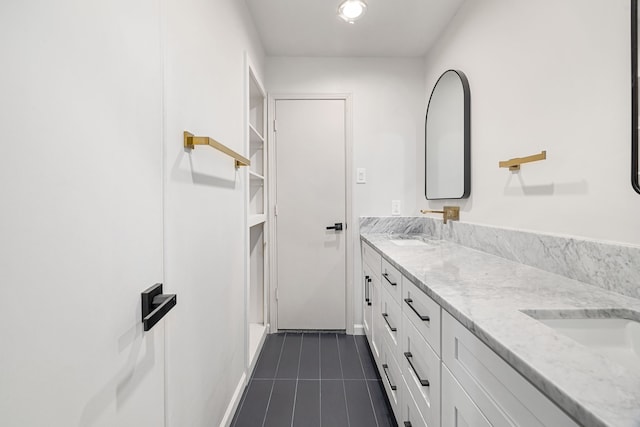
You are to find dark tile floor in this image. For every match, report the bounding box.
[231,333,397,427]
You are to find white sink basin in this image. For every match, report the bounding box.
[390,239,429,247]
[536,317,640,373]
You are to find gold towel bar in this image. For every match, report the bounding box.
[183,131,250,168]
[499,151,546,171]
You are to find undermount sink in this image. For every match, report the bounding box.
[527,312,640,373]
[390,239,429,247]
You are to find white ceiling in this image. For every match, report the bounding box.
[245,0,465,57]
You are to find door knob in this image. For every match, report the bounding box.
[326,222,343,231]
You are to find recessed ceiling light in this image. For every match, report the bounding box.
[338,0,367,24]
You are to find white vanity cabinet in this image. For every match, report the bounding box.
[441,312,579,427]
[360,240,580,427]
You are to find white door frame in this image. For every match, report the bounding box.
[267,93,354,334]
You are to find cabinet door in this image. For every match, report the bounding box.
[442,366,492,427]
[363,263,374,338]
[370,276,381,360]
[400,377,428,427]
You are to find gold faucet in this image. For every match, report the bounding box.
[420,206,460,224]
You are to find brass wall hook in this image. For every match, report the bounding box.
[420,206,460,224]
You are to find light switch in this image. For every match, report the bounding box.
[391,200,401,216]
[356,168,366,184]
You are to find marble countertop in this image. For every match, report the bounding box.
[361,233,640,427]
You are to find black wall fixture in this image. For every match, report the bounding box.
[141,283,177,331]
[632,0,640,194]
[425,69,471,200]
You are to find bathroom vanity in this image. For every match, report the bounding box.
[361,232,640,427]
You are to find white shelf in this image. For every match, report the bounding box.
[249,171,265,181]
[249,214,266,227]
[246,60,267,375]
[250,123,265,144]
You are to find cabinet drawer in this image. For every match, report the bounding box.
[402,278,441,356]
[380,337,402,422]
[400,377,428,427]
[401,316,440,427]
[380,287,402,360]
[362,242,381,275]
[442,311,579,427]
[381,257,402,303]
[442,364,492,427]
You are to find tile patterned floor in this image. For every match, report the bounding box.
[231,333,397,427]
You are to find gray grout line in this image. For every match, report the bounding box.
[233,332,276,427]
[229,378,250,427]
[318,333,322,427]
[290,332,305,427]
[353,335,380,427]
[335,333,352,427]
[261,333,287,427]
[236,333,389,427]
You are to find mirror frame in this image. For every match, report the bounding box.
[632,0,640,193]
[425,69,471,200]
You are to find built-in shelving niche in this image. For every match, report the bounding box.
[246,57,267,370]
[249,223,265,361]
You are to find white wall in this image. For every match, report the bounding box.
[267,58,424,217]
[163,0,264,425]
[420,0,640,245]
[266,57,425,330]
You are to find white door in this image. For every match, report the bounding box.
[275,98,347,330]
[0,2,165,426]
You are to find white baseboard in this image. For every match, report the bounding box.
[353,324,365,335]
[219,371,247,427]
[219,324,270,427]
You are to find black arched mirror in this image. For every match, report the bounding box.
[425,69,470,200]
[632,0,640,193]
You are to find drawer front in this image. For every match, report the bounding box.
[380,286,402,360]
[400,377,428,427]
[442,311,579,427]
[362,242,381,276]
[442,364,492,427]
[380,337,402,422]
[401,316,440,427]
[381,257,402,303]
[402,278,441,356]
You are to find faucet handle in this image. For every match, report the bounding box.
[420,206,459,224]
